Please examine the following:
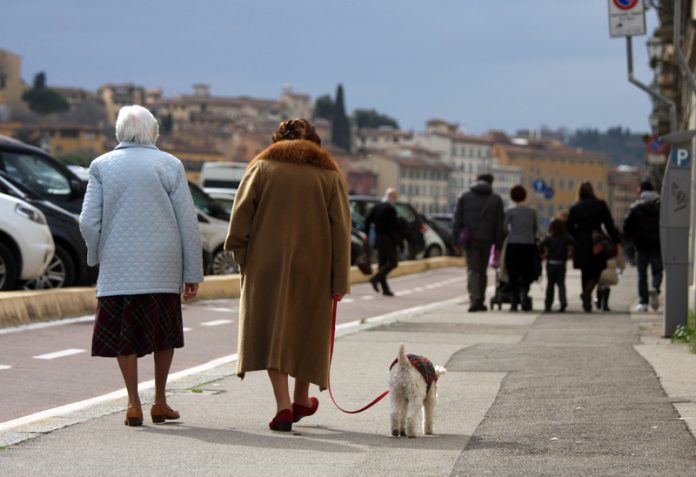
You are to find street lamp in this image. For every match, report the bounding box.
[647,36,664,68]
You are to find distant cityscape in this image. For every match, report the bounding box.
[0,48,649,227]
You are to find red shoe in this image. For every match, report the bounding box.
[292,397,319,423]
[269,409,293,432]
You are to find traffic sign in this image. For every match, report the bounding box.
[544,187,555,200]
[532,179,547,194]
[608,0,646,38]
[669,148,692,168]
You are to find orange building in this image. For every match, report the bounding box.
[493,139,610,225]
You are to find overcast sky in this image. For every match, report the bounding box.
[1,0,658,135]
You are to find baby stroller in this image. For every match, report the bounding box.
[489,267,532,311]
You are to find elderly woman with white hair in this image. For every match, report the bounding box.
[80,105,203,426]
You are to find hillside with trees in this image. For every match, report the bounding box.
[566,127,646,167]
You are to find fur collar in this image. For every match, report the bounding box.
[251,140,340,172]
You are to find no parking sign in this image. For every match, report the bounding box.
[608,0,646,38]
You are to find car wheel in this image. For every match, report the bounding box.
[425,244,443,258]
[211,248,239,275]
[0,242,18,291]
[23,245,75,289]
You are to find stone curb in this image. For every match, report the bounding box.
[0,256,465,329]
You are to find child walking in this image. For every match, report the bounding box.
[540,218,573,312]
[595,246,626,311]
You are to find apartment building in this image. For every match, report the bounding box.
[353,127,414,153]
[365,147,451,214]
[98,83,147,125]
[493,138,610,225]
[414,119,498,208]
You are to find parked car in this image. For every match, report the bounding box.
[0,135,87,214]
[203,187,236,216]
[188,181,230,221]
[197,209,238,275]
[423,213,456,256]
[199,161,247,191]
[0,172,97,288]
[0,192,55,290]
[349,195,426,260]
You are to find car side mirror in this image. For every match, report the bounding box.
[70,179,86,197]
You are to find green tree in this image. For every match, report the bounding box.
[331,84,351,152]
[353,108,399,129]
[21,72,69,114]
[313,94,334,120]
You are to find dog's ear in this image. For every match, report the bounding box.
[435,366,447,377]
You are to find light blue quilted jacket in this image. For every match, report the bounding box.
[79,142,204,297]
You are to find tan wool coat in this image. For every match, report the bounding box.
[224,140,352,389]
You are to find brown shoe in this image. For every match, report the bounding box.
[151,403,180,423]
[124,406,143,426]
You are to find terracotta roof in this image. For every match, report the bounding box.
[430,130,493,145]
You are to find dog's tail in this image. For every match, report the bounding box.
[435,365,447,378]
[397,342,408,367]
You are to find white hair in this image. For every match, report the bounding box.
[115,105,159,145]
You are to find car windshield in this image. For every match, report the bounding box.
[2,151,71,197]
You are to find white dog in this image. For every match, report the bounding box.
[388,343,446,438]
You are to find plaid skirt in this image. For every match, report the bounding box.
[92,293,184,358]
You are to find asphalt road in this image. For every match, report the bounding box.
[0,268,466,424]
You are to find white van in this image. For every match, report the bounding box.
[199,162,248,192]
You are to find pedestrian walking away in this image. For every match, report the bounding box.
[79,105,204,427]
[540,217,573,312]
[364,187,401,297]
[452,173,505,312]
[566,181,621,313]
[503,185,538,312]
[623,180,662,312]
[225,118,352,432]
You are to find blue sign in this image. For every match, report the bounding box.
[670,148,692,168]
[544,187,555,200]
[532,179,547,194]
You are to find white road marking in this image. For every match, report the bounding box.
[399,290,413,295]
[360,296,375,300]
[0,315,94,335]
[0,353,238,432]
[201,320,233,327]
[34,348,85,360]
[342,298,355,303]
[205,307,237,313]
[0,365,11,370]
[183,327,193,332]
[413,287,425,292]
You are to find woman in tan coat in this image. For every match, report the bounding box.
[225,119,352,432]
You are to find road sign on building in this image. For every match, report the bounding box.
[608,0,646,38]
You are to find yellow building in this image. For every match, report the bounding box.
[0,49,25,111]
[493,139,609,225]
[98,83,146,125]
[160,142,225,182]
[36,124,105,157]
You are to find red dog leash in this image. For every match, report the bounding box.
[327,299,390,413]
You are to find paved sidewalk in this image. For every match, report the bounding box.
[1,268,695,476]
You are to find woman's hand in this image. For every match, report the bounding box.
[182,283,199,302]
[332,293,345,302]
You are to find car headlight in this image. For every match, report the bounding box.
[15,203,47,225]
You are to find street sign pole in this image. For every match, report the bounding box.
[659,130,695,337]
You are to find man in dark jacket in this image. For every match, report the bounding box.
[364,188,400,296]
[452,174,505,311]
[623,180,662,311]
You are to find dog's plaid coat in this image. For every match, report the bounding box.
[390,354,438,393]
